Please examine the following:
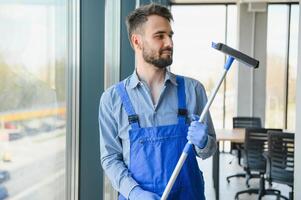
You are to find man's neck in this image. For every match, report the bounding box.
[136,62,167,106]
[136,63,166,88]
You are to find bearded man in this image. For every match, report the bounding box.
[99,3,216,200]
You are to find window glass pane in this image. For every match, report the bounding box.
[266,5,289,128]
[287,4,299,131]
[0,2,67,199]
[171,5,227,128]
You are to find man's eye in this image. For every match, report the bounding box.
[156,34,164,39]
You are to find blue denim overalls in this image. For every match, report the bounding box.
[116,76,205,200]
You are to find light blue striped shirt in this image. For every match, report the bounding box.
[98,70,216,198]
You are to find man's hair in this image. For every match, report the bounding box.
[126,3,173,43]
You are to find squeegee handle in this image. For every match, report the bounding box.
[198,56,234,122]
[161,57,234,200]
[160,142,193,200]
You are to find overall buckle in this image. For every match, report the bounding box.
[128,114,139,124]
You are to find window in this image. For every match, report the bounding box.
[0,1,67,199]
[171,4,237,129]
[265,4,299,130]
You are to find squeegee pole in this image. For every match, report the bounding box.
[198,68,228,123]
[199,56,234,123]
[161,56,234,200]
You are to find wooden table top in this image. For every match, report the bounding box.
[215,128,245,143]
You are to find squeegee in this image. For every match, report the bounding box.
[161,42,259,200]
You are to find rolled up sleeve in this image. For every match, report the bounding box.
[193,82,217,159]
[99,90,138,198]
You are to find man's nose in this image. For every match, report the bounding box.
[165,37,173,48]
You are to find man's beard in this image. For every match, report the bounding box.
[142,47,173,69]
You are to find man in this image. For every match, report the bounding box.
[99,3,216,200]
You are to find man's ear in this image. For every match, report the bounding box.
[131,34,142,50]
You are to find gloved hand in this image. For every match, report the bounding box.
[129,186,160,200]
[187,115,208,149]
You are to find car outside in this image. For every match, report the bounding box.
[0,186,8,199]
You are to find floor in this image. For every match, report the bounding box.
[198,152,292,200]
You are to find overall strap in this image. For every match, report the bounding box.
[176,76,188,124]
[115,82,140,129]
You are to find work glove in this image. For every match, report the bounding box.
[187,114,208,149]
[129,186,160,200]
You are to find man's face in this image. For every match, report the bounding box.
[139,15,174,69]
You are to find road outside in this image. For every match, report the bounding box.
[0,128,65,200]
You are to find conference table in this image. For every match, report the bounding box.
[212,128,245,200]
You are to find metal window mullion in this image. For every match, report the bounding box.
[223,4,228,129]
[104,0,121,199]
[284,4,291,130]
[104,0,121,89]
[250,10,256,117]
[66,0,80,199]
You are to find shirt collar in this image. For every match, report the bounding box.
[128,70,141,89]
[128,69,178,89]
[165,70,178,86]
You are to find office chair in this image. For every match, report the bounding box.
[263,131,294,200]
[234,128,282,200]
[227,117,262,186]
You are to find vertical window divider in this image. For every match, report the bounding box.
[250,11,256,117]
[66,0,80,199]
[223,4,228,129]
[284,4,291,130]
[103,0,121,199]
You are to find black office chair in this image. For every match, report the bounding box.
[233,117,262,128]
[263,131,294,200]
[227,117,262,185]
[234,128,282,200]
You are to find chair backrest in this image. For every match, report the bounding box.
[267,131,294,187]
[244,128,282,172]
[233,117,262,128]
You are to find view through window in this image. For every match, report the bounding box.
[0,2,67,199]
[265,4,299,130]
[171,5,237,129]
